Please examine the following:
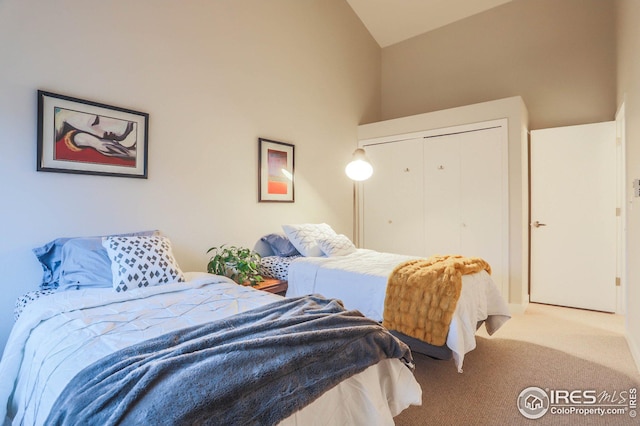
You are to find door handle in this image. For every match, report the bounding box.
[532,221,547,228]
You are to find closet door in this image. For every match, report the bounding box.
[423,127,505,292]
[422,136,461,255]
[362,138,424,256]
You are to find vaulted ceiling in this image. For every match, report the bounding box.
[346,0,513,47]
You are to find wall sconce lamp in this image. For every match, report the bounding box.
[345,148,373,181]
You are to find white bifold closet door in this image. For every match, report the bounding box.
[423,127,505,294]
[362,125,506,295]
[362,138,425,257]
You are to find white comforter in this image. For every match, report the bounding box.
[286,249,511,372]
[0,272,421,425]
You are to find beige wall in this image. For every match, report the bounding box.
[616,0,640,370]
[380,0,616,130]
[0,0,380,353]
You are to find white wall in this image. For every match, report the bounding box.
[0,0,381,354]
[616,0,640,372]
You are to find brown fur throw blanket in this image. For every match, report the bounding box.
[382,255,491,346]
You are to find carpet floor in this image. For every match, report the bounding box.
[394,303,640,425]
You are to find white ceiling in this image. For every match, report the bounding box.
[346,0,513,48]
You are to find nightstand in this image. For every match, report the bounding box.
[253,278,288,296]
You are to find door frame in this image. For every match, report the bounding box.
[616,102,627,315]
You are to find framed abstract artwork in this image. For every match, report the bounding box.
[37,90,149,178]
[258,138,295,202]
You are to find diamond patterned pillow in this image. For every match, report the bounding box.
[317,234,357,257]
[102,235,185,292]
[282,223,338,257]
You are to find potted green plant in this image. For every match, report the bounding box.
[206,244,264,286]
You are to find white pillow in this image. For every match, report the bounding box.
[317,234,357,257]
[102,235,185,292]
[282,223,338,257]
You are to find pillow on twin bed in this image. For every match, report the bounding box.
[32,237,72,290]
[260,233,300,257]
[102,235,185,292]
[259,255,302,281]
[282,223,338,257]
[317,234,357,257]
[33,230,158,290]
[58,238,114,290]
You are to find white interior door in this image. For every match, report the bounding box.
[530,122,616,312]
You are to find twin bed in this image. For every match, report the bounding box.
[1,223,510,424]
[0,231,421,425]
[256,223,511,373]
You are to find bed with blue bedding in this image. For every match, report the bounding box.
[0,233,421,425]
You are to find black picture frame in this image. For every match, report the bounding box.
[258,138,295,202]
[37,90,149,178]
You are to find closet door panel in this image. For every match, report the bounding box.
[458,128,505,291]
[362,139,424,256]
[423,138,461,256]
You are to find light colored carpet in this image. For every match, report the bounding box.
[394,303,640,425]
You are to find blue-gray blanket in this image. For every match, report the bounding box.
[45,295,413,426]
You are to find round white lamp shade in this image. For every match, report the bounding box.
[345,148,373,181]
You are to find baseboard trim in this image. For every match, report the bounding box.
[626,330,640,374]
[509,300,529,315]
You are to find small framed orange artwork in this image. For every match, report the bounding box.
[258,138,294,202]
